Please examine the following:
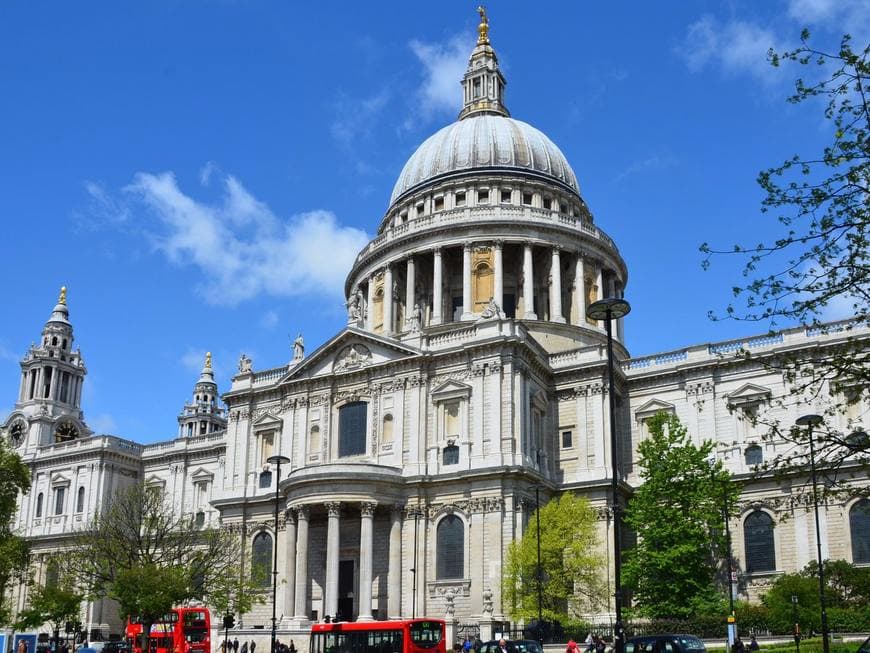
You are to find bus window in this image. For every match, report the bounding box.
[409,623,442,649]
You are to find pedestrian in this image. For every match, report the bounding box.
[463,638,472,653]
[584,634,593,653]
[594,636,606,653]
[232,641,239,653]
[566,640,578,653]
[732,639,745,653]
[748,637,759,652]
[250,643,256,653]
[289,644,296,653]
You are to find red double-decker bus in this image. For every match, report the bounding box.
[310,619,445,653]
[126,608,211,653]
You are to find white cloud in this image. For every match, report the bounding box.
[788,0,870,35]
[681,16,781,81]
[260,310,279,330]
[88,171,369,306]
[614,154,679,184]
[181,348,209,374]
[331,90,390,147]
[407,34,470,124]
[89,413,117,434]
[199,161,219,186]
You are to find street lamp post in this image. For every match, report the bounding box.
[709,457,736,648]
[587,297,631,653]
[533,484,544,638]
[794,415,828,653]
[266,454,291,653]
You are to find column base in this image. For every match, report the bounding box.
[552,316,567,324]
[523,312,538,320]
[461,312,475,321]
[431,316,442,326]
[356,615,374,622]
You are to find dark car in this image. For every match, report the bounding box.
[856,636,870,653]
[626,635,707,653]
[479,640,544,653]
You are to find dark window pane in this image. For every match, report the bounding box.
[36,493,43,518]
[744,511,776,572]
[850,499,870,564]
[339,402,367,457]
[443,445,459,465]
[745,445,763,467]
[251,533,272,587]
[436,514,464,579]
[76,486,85,512]
[562,430,572,448]
[259,470,272,488]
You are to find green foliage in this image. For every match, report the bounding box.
[0,437,31,626]
[760,560,870,633]
[503,492,604,622]
[623,412,740,618]
[701,32,869,501]
[14,580,83,635]
[67,484,261,653]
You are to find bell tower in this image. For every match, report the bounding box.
[5,287,90,451]
[177,352,227,438]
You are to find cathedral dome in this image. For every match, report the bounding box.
[389,114,579,206]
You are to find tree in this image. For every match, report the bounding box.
[66,484,259,653]
[503,492,604,623]
[701,33,870,499]
[14,574,83,649]
[623,412,740,618]
[0,437,31,626]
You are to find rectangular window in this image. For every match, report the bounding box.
[434,196,444,211]
[455,191,466,206]
[443,445,459,465]
[43,367,52,398]
[478,189,489,204]
[501,190,512,203]
[445,401,460,437]
[261,432,274,462]
[522,192,533,206]
[339,402,367,457]
[562,430,573,448]
[60,372,70,403]
[543,197,552,210]
[54,487,65,515]
[416,202,425,216]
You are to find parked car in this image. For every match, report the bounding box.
[625,635,707,653]
[856,636,870,653]
[478,640,544,653]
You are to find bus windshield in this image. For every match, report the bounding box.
[409,623,442,649]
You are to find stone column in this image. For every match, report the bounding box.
[574,255,586,325]
[523,243,536,319]
[367,275,376,331]
[550,247,565,323]
[405,257,415,330]
[462,243,473,319]
[283,509,297,621]
[432,248,443,325]
[384,266,394,335]
[616,283,626,343]
[293,506,310,620]
[357,502,376,621]
[595,266,604,327]
[324,501,341,619]
[493,241,503,308]
[387,506,403,618]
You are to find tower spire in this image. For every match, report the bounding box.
[459,7,509,120]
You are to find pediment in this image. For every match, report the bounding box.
[726,383,771,407]
[279,328,421,382]
[635,398,675,419]
[252,412,283,429]
[145,474,166,488]
[190,467,214,482]
[431,380,472,402]
[50,471,71,487]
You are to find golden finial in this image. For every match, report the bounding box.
[58,286,67,306]
[477,6,490,45]
[205,352,212,369]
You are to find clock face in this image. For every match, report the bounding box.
[8,421,25,447]
[54,421,79,443]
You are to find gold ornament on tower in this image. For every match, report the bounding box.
[205,352,212,369]
[477,6,490,45]
[58,286,67,305]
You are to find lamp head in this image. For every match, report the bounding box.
[266,455,291,466]
[587,297,631,321]
[795,414,824,427]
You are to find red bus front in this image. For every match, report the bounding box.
[310,619,446,653]
[179,608,211,653]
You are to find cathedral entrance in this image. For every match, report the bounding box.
[338,559,355,621]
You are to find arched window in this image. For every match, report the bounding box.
[849,499,870,564]
[36,492,43,518]
[442,444,459,465]
[76,486,85,512]
[745,445,763,467]
[259,470,272,488]
[382,415,394,444]
[339,402,367,457]
[436,515,464,579]
[251,532,272,587]
[309,425,321,454]
[195,511,205,528]
[744,511,776,573]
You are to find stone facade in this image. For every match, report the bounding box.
[2,14,868,652]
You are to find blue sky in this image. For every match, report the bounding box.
[0,1,866,443]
